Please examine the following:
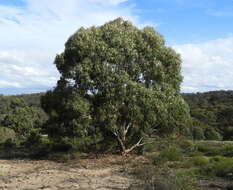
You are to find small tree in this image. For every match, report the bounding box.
[42,18,191,154]
[1,98,37,139]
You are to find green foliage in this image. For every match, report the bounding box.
[3,138,16,150]
[192,126,205,140]
[189,151,204,157]
[178,139,195,153]
[0,93,47,128]
[201,156,233,177]
[30,137,52,158]
[48,153,71,163]
[195,141,233,157]
[1,98,39,139]
[183,91,233,140]
[129,165,200,190]
[24,130,43,148]
[42,18,190,154]
[196,143,222,156]
[187,156,209,167]
[153,146,183,165]
[0,127,16,143]
[143,141,157,153]
[51,137,74,152]
[204,127,222,140]
[222,145,233,157]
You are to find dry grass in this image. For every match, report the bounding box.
[0,155,142,190]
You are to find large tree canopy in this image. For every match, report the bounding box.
[42,18,190,154]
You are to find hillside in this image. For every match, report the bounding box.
[183,91,233,140]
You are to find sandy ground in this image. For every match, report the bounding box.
[0,156,137,190]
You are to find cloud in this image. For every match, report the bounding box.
[174,36,233,92]
[89,0,128,6]
[0,50,58,89]
[0,0,141,94]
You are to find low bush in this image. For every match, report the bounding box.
[48,152,71,163]
[143,141,157,153]
[128,165,200,190]
[152,146,183,165]
[205,128,222,141]
[196,142,233,157]
[185,156,209,168]
[222,145,233,157]
[188,151,204,157]
[3,138,16,150]
[201,156,233,177]
[24,130,42,148]
[51,137,73,152]
[193,127,205,140]
[178,139,195,153]
[30,137,52,158]
[196,143,219,155]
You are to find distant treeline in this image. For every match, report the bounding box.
[183,90,233,140]
[0,93,44,108]
[0,90,233,142]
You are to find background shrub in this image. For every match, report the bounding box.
[3,138,16,150]
[192,127,205,140]
[0,127,16,143]
[222,146,233,157]
[205,128,222,140]
[128,165,199,190]
[178,139,195,153]
[153,146,183,165]
[201,156,233,177]
[187,156,209,167]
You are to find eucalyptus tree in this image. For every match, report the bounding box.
[42,18,190,154]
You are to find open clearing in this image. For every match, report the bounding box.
[0,156,138,190]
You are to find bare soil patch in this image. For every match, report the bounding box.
[0,155,139,190]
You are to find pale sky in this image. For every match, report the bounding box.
[0,0,233,94]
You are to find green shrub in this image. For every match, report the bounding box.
[143,141,157,153]
[189,156,209,167]
[222,145,233,157]
[196,143,221,156]
[153,146,183,165]
[189,151,204,157]
[25,130,42,148]
[205,128,222,140]
[0,127,16,143]
[201,156,233,177]
[128,165,200,190]
[30,137,52,158]
[209,155,225,162]
[51,137,73,152]
[193,127,205,140]
[196,142,233,157]
[48,152,71,163]
[3,138,16,150]
[178,139,195,153]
